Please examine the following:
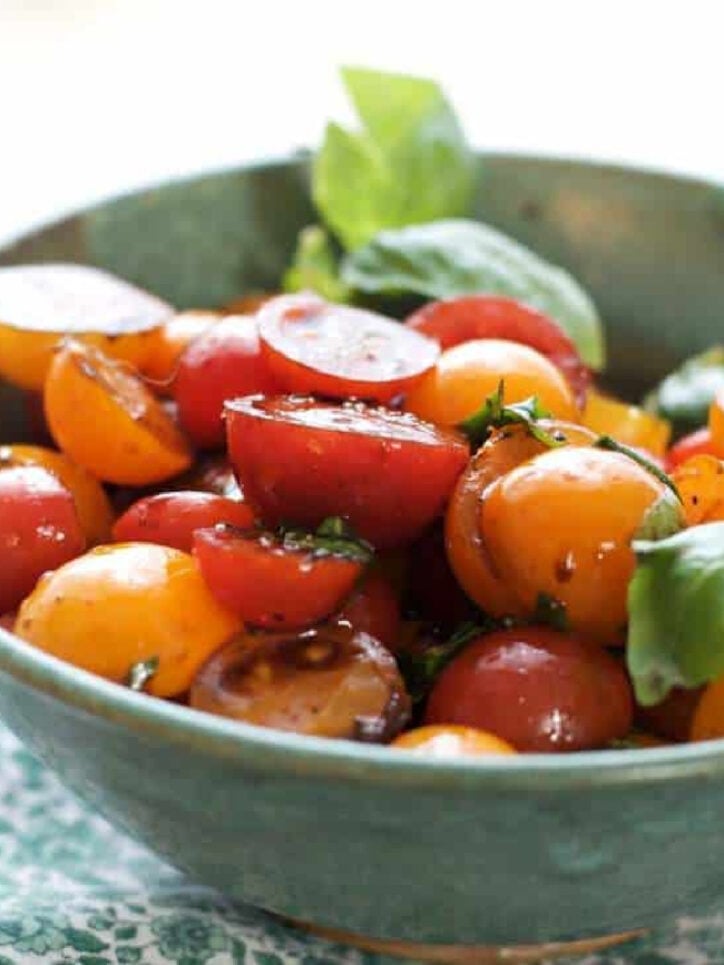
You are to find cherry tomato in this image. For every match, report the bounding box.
[391,724,516,757]
[225,396,469,549]
[258,293,439,403]
[425,627,633,752]
[173,315,278,449]
[0,613,15,632]
[0,464,86,613]
[190,624,410,740]
[14,543,240,697]
[690,677,724,742]
[0,443,113,545]
[172,455,242,500]
[113,492,255,553]
[709,389,724,453]
[406,523,476,628]
[666,427,720,471]
[636,686,704,742]
[44,340,192,485]
[582,389,671,458]
[670,454,724,525]
[193,525,367,629]
[404,339,579,428]
[336,570,401,652]
[142,310,220,388]
[405,296,590,407]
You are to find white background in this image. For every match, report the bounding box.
[1,0,723,240]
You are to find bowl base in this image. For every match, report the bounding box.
[283,918,647,963]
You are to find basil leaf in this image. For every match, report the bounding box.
[126,656,159,693]
[313,68,474,251]
[627,522,724,705]
[634,488,686,541]
[399,621,487,704]
[645,346,724,433]
[283,225,351,302]
[280,517,373,565]
[341,219,604,369]
[458,381,564,450]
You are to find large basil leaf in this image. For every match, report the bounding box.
[341,219,605,369]
[313,68,474,251]
[645,346,724,433]
[627,522,724,705]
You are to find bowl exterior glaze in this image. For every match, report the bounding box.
[1,155,724,945]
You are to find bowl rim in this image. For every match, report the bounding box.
[2,151,724,791]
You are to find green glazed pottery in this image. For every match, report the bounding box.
[1,155,724,949]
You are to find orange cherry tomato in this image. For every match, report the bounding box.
[336,570,402,652]
[190,624,410,740]
[44,340,192,486]
[142,310,220,388]
[425,627,633,752]
[709,389,724,453]
[445,422,597,618]
[582,389,671,458]
[14,543,240,697]
[666,427,720,471]
[670,454,724,525]
[113,492,255,552]
[257,294,439,404]
[0,264,170,390]
[405,295,590,407]
[193,525,367,630]
[404,338,579,428]
[0,443,113,545]
[478,446,666,643]
[391,725,516,757]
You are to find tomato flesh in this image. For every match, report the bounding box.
[258,293,439,403]
[225,395,469,549]
[405,295,590,407]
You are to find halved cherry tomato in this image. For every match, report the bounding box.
[193,525,367,629]
[44,340,192,485]
[173,315,278,449]
[142,310,220,388]
[258,293,439,403]
[404,339,579,428]
[710,389,724,453]
[391,724,516,757]
[0,464,86,613]
[582,389,671,458]
[666,427,720,471]
[670,454,724,525]
[14,543,240,697]
[113,492,255,552]
[225,396,469,548]
[425,627,633,752]
[0,443,113,545]
[190,624,410,740]
[336,570,401,652]
[405,296,590,407]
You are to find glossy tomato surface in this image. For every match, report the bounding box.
[225,396,469,548]
[335,570,401,652]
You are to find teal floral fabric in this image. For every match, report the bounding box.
[0,723,722,964]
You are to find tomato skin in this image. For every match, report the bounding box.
[709,389,724,453]
[670,454,724,525]
[193,526,365,629]
[113,492,255,553]
[142,310,220,388]
[0,465,86,613]
[258,293,439,403]
[666,427,720,471]
[391,724,516,757]
[637,686,703,743]
[336,570,401,652]
[405,296,590,407]
[173,315,279,449]
[425,627,633,752]
[582,389,671,458]
[225,396,469,549]
[406,523,477,629]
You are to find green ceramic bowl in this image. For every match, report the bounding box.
[1,155,724,949]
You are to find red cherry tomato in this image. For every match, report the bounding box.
[0,464,86,613]
[193,525,367,629]
[0,613,16,631]
[636,686,704,742]
[405,296,590,407]
[406,523,476,629]
[258,293,439,403]
[336,570,401,652]
[225,396,469,549]
[173,315,279,449]
[665,427,720,471]
[112,492,255,553]
[425,627,633,752]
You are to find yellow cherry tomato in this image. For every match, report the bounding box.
[670,454,724,525]
[392,725,516,757]
[0,444,113,545]
[14,543,240,697]
[583,389,671,457]
[690,677,724,742]
[404,339,578,427]
[44,340,192,485]
[141,310,221,389]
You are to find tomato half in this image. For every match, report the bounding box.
[405,296,591,407]
[193,525,367,629]
[225,396,469,548]
[257,293,439,404]
[113,492,255,552]
[0,464,86,613]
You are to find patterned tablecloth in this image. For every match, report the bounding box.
[0,724,721,965]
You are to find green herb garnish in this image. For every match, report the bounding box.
[280,516,373,564]
[458,381,564,450]
[398,621,487,704]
